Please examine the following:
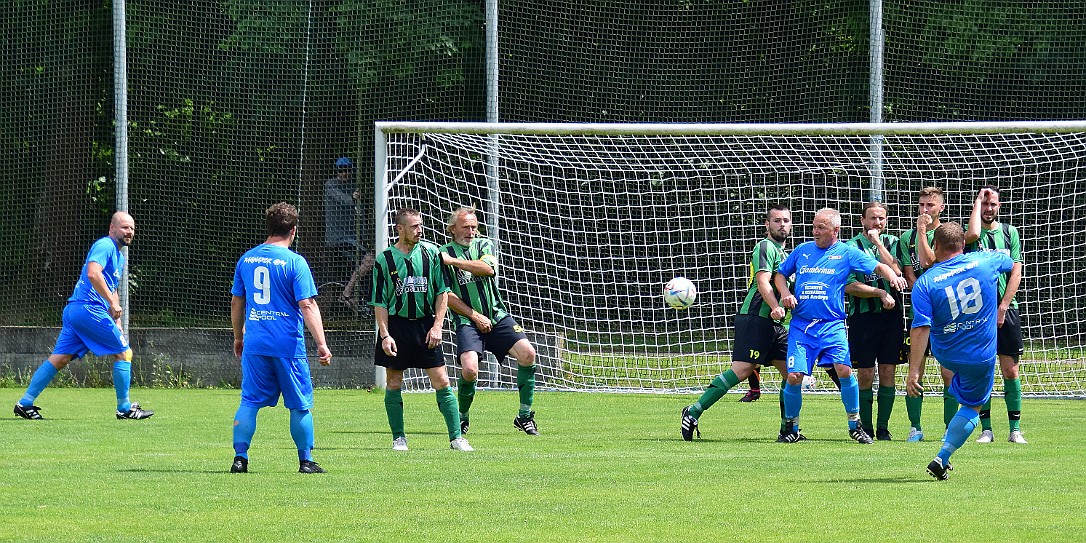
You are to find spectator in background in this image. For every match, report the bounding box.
[323,157,375,310]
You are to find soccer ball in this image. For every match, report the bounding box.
[802,374,817,390]
[663,277,697,310]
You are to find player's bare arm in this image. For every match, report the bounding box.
[86,261,123,319]
[906,325,931,397]
[374,305,397,357]
[755,270,786,320]
[427,291,449,348]
[299,297,332,365]
[440,252,495,277]
[230,295,246,358]
[447,292,493,333]
[916,214,935,269]
[773,272,797,310]
[865,229,901,272]
[873,262,907,292]
[998,262,1023,327]
[845,281,896,310]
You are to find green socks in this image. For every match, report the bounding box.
[979,397,993,431]
[943,391,959,428]
[458,378,477,421]
[859,387,874,430]
[517,365,537,418]
[385,388,405,439]
[689,369,740,419]
[436,386,461,440]
[876,385,895,429]
[905,394,923,431]
[1005,377,1022,432]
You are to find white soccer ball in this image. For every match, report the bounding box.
[663,277,697,310]
[802,374,817,390]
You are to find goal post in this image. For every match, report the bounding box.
[375,121,1086,397]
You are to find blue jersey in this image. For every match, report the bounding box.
[778,240,879,338]
[69,236,125,311]
[911,251,1014,365]
[231,244,318,357]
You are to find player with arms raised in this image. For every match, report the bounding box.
[906,222,1014,480]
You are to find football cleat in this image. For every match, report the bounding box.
[739,390,761,402]
[926,458,953,481]
[1008,430,1028,444]
[392,436,409,451]
[298,460,325,474]
[850,426,874,444]
[450,436,474,452]
[680,406,701,441]
[906,427,925,442]
[514,411,539,435]
[876,428,893,441]
[460,416,470,435]
[975,429,994,443]
[777,420,803,443]
[116,402,154,420]
[14,403,44,420]
[230,456,248,473]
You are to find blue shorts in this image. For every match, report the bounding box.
[52,303,130,358]
[240,354,314,410]
[941,359,996,408]
[456,316,529,361]
[786,328,850,375]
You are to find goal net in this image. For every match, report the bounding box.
[376,122,1086,398]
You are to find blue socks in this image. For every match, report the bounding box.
[232,405,259,459]
[840,372,860,417]
[289,409,315,461]
[937,406,980,465]
[112,361,132,412]
[783,381,803,419]
[20,361,58,406]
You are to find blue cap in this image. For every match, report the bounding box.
[335,157,353,169]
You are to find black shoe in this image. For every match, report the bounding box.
[739,389,761,402]
[14,403,43,420]
[299,460,325,474]
[926,458,953,481]
[230,456,248,473]
[876,428,893,441]
[514,411,539,435]
[116,402,154,420]
[680,406,700,441]
[777,420,803,443]
[460,417,470,435]
[863,425,875,438]
[850,426,874,444]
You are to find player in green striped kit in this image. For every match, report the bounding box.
[965,186,1027,444]
[844,202,904,440]
[371,208,472,452]
[440,207,540,435]
[680,205,796,441]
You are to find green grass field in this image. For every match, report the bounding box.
[2,388,1084,542]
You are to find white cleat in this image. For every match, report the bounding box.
[450,436,474,452]
[392,436,409,451]
[906,427,925,442]
[975,429,994,443]
[1008,430,1028,444]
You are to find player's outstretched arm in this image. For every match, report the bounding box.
[440,252,495,277]
[873,263,907,292]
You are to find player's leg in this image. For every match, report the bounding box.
[277,355,320,472]
[508,338,539,434]
[684,315,768,426]
[688,361,756,420]
[998,308,1026,442]
[940,365,958,430]
[384,368,407,446]
[425,365,472,451]
[875,363,898,440]
[928,360,994,480]
[900,324,925,441]
[112,349,152,419]
[781,336,812,442]
[457,350,480,434]
[740,368,762,402]
[849,314,877,435]
[873,312,904,440]
[855,365,876,436]
[15,352,75,420]
[233,354,279,472]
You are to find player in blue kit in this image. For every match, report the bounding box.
[230,203,333,474]
[14,211,154,421]
[906,222,1013,480]
[773,208,907,444]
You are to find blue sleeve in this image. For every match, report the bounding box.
[911,280,933,328]
[778,246,798,276]
[849,245,879,275]
[231,261,246,297]
[86,238,114,267]
[293,256,318,302]
[996,252,1014,274]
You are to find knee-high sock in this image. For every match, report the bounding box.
[289,409,315,461]
[233,404,259,458]
[778,379,787,431]
[20,361,58,406]
[689,369,740,418]
[1004,377,1022,432]
[748,369,761,390]
[840,373,860,414]
[859,387,874,430]
[979,397,993,431]
[517,365,536,417]
[942,391,959,428]
[435,386,461,440]
[458,377,477,418]
[385,389,405,439]
[783,381,803,420]
[876,386,896,429]
[905,394,924,430]
[112,361,132,412]
[937,407,980,465]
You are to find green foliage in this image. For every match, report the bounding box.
[1,390,1084,542]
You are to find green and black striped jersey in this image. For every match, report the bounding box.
[738,238,788,322]
[440,237,509,328]
[370,240,450,319]
[966,221,1022,307]
[898,227,936,278]
[845,232,903,315]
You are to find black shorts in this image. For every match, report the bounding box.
[456,316,529,361]
[731,314,787,365]
[900,317,932,364]
[848,311,905,368]
[376,315,445,370]
[998,307,1025,357]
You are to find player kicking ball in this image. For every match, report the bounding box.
[906,222,1013,480]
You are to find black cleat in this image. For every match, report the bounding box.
[680,406,700,441]
[299,460,325,474]
[116,402,154,420]
[514,411,539,435]
[739,389,761,402]
[926,458,953,481]
[850,426,874,444]
[14,403,44,420]
[230,456,248,473]
[777,420,803,443]
[460,417,470,435]
[876,428,893,441]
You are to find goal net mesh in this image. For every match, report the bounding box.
[381,126,1086,397]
